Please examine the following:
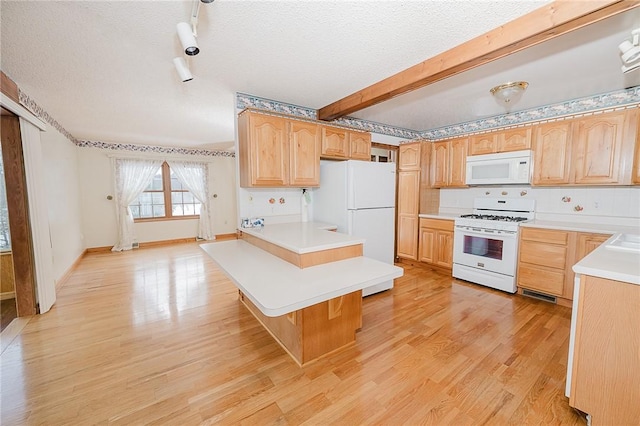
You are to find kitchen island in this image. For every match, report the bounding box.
[566,232,639,426]
[201,222,403,365]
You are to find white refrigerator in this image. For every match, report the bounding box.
[313,160,396,296]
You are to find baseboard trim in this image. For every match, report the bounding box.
[55,250,87,291]
[86,234,238,253]
[0,291,16,300]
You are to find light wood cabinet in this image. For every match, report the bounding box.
[449,138,468,187]
[518,227,572,297]
[430,138,468,188]
[499,127,532,152]
[532,121,573,185]
[533,110,638,186]
[418,218,454,269]
[238,111,320,188]
[238,112,288,187]
[348,131,371,161]
[469,128,531,155]
[517,227,612,303]
[321,127,348,159]
[321,128,371,160]
[572,110,633,185]
[396,170,420,260]
[399,143,421,170]
[469,133,498,156]
[397,142,422,260]
[430,141,449,187]
[289,120,321,187]
[569,275,640,425]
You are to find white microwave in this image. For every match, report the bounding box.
[465,150,532,185]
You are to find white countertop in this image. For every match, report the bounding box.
[522,220,640,234]
[201,240,404,316]
[240,221,364,254]
[418,214,457,220]
[573,233,640,285]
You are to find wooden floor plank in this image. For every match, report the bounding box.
[0,244,586,425]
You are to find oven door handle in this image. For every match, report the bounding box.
[455,227,518,238]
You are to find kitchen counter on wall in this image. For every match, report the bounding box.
[418,214,457,220]
[240,221,362,254]
[573,233,640,285]
[521,219,640,235]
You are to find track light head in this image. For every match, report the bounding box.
[176,22,199,56]
[173,57,193,82]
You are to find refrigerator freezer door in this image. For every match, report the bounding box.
[347,161,396,210]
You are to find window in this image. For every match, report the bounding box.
[130,162,201,221]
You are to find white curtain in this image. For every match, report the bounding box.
[167,161,213,240]
[112,158,163,252]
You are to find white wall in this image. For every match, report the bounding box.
[440,185,640,227]
[78,147,237,248]
[39,126,85,282]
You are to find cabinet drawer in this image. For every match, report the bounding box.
[518,264,564,296]
[521,227,569,245]
[419,218,454,232]
[520,241,567,269]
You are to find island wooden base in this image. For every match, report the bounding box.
[239,290,362,365]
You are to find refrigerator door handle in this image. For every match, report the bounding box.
[347,209,355,235]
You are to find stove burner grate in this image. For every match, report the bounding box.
[459,214,528,222]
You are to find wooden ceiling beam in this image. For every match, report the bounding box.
[318,0,639,122]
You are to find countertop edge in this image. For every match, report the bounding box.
[572,233,640,285]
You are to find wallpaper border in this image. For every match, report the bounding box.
[18,90,235,158]
[237,86,640,141]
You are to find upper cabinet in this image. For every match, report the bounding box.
[289,120,321,187]
[532,121,573,185]
[572,110,635,185]
[348,131,372,161]
[321,128,371,160]
[321,127,348,159]
[239,109,373,188]
[469,127,531,155]
[238,110,320,188]
[398,143,421,170]
[499,127,532,152]
[430,137,468,188]
[238,112,289,187]
[532,110,638,186]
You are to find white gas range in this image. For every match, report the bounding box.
[452,198,535,293]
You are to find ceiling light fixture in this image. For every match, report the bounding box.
[177,22,199,56]
[173,0,212,82]
[173,57,193,82]
[490,81,529,108]
[619,28,640,73]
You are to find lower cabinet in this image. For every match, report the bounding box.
[569,275,640,425]
[418,218,454,269]
[396,170,420,260]
[517,227,611,303]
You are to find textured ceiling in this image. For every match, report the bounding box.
[1,1,638,150]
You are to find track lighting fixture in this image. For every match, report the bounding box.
[173,0,213,82]
[177,22,199,56]
[173,57,193,82]
[619,28,640,73]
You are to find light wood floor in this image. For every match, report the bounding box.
[0,242,585,425]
